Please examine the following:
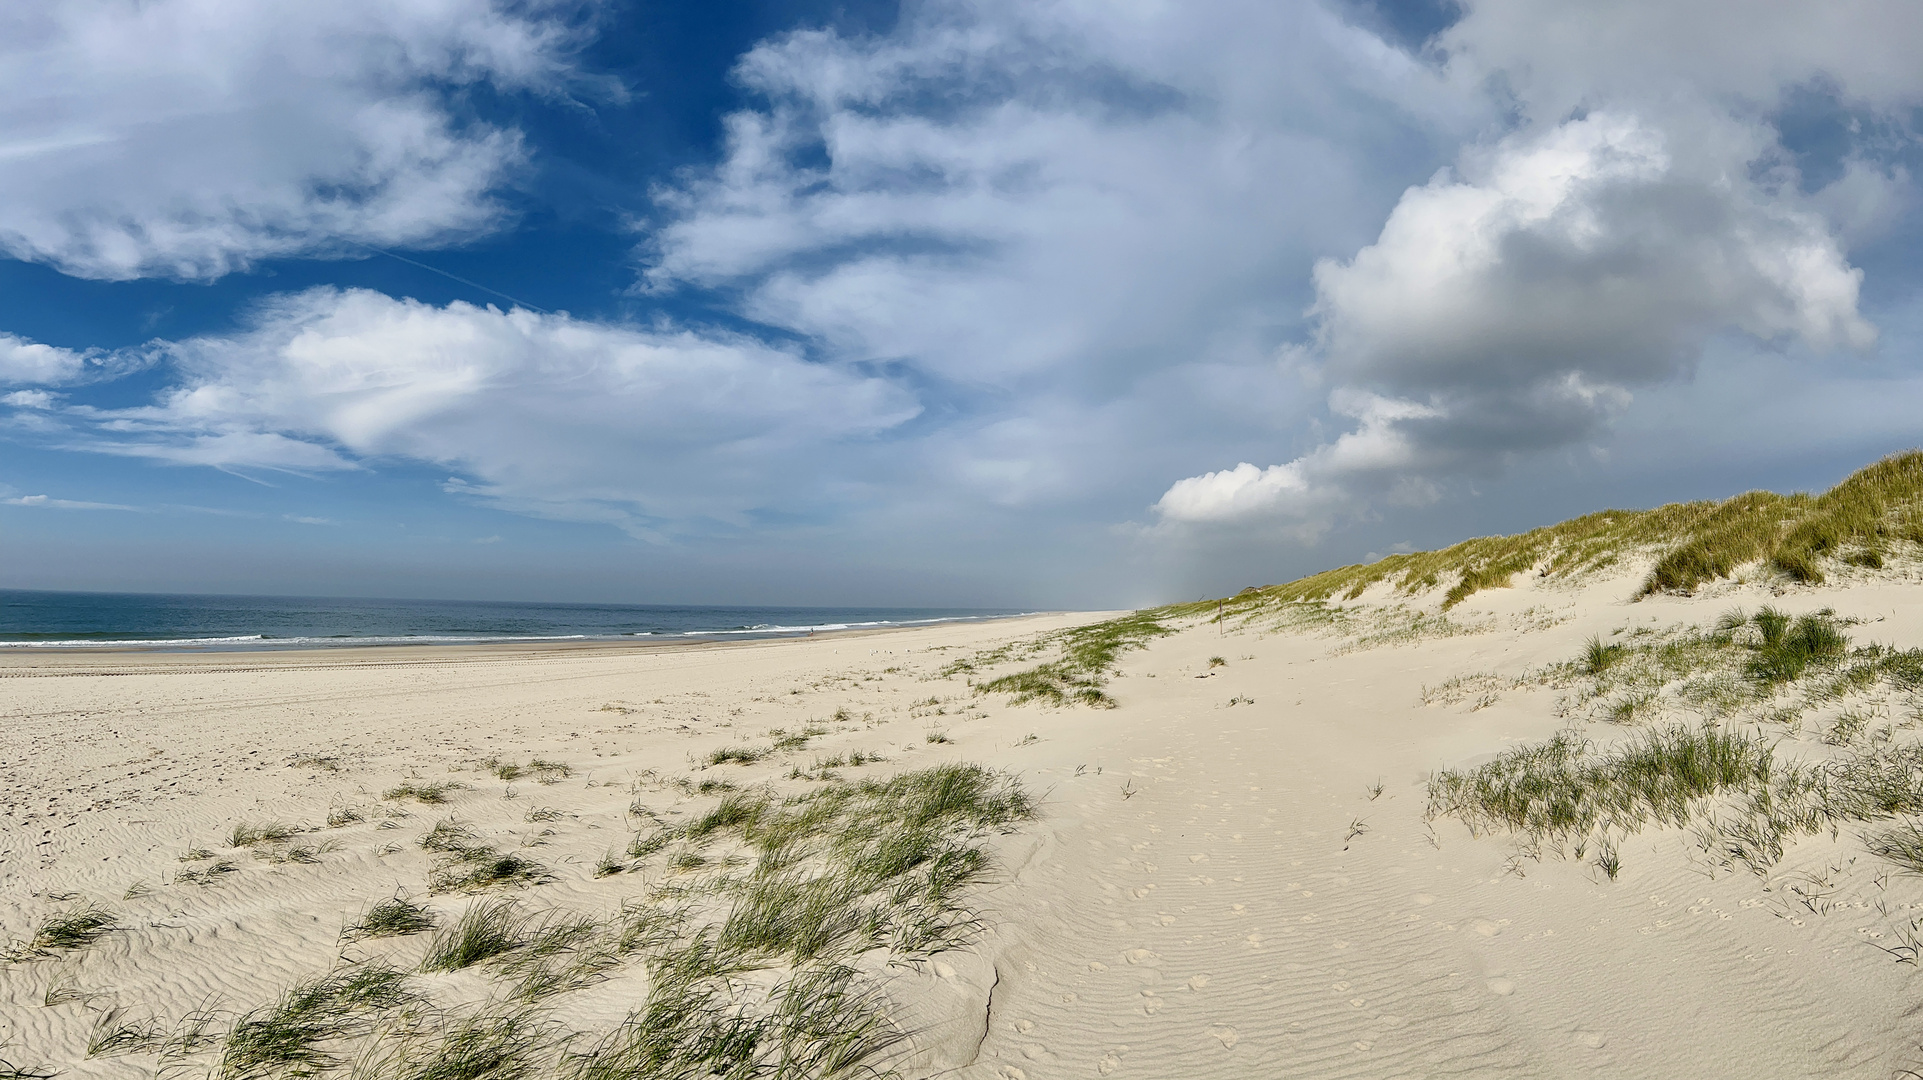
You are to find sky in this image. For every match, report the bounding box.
[2,0,1922,609]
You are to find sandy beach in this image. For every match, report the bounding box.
[8,570,1923,1080]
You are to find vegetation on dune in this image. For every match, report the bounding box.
[1184,450,1923,615]
[344,896,438,942]
[218,964,415,1080]
[947,609,1174,707]
[4,904,119,960]
[1431,607,1923,877]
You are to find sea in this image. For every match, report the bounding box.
[0,589,1031,651]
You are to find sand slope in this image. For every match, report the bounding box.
[5,575,1923,1079]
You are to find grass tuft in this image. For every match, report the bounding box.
[965,610,1173,708]
[385,781,467,805]
[17,904,119,956]
[218,963,412,1080]
[344,896,438,941]
[420,899,530,972]
[229,821,300,848]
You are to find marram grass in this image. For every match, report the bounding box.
[1183,449,1923,613]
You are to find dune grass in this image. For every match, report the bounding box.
[385,781,467,805]
[218,964,413,1080]
[1180,451,1923,615]
[87,1006,164,1057]
[5,904,120,959]
[383,1009,546,1080]
[1429,725,1775,843]
[489,759,571,784]
[572,764,1035,1076]
[344,897,437,942]
[420,899,530,972]
[229,821,301,848]
[953,609,1173,707]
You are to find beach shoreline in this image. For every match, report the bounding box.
[0,610,1089,673]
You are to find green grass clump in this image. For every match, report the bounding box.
[1583,636,1627,675]
[26,904,118,954]
[218,964,413,1079]
[489,759,571,783]
[965,610,1173,707]
[573,959,901,1080]
[385,781,467,805]
[387,1010,544,1080]
[1742,606,1848,684]
[704,745,767,766]
[420,899,532,972]
[175,859,240,886]
[344,896,438,941]
[1429,725,1774,842]
[229,821,300,848]
[421,819,484,854]
[1865,821,1923,874]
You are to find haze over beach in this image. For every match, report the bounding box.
[6,1,1923,1078]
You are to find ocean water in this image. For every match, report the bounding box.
[0,589,1029,650]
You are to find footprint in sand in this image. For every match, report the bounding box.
[1574,1030,1606,1048]
[1413,893,1436,905]
[1208,1024,1238,1049]
[1098,1050,1124,1075]
[1187,975,1210,991]
[1486,977,1516,996]
[1088,961,1110,972]
[1011,1019,1035,1034]
[1142,991,1163,1015]
[1123,948,1157,964]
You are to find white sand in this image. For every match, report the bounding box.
[6,573,1923,1079]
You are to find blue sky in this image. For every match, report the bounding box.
[3,0,1922,608]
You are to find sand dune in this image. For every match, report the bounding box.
[6,566,1923,1079]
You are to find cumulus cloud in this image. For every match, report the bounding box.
[1155,1,1909,530]
[0,335,96,385]
[49,288,920,533]
[0,0,592,280]
[625,0,1494,534]
[647,0,1475,386]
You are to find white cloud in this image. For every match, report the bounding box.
[646,0,1481,385]
[0,0,592,280]
[1156,1,1909,531]
[630,0,1490,533]
[3,493,136,511]
[0,335,99,386]
[56,288,920,533]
